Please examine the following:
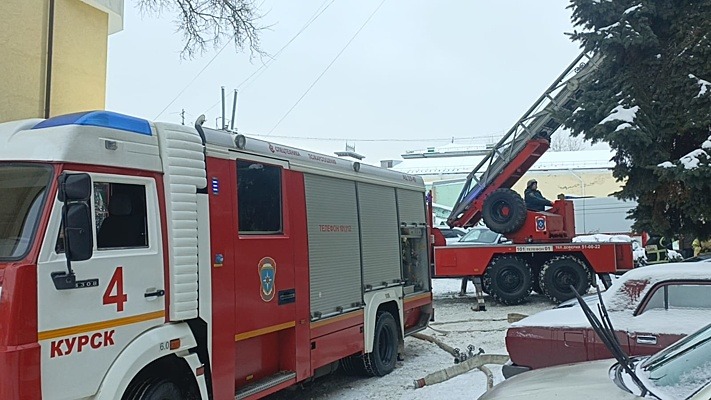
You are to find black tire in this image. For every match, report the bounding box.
[363,312,399,377]
[530,262,543,294]
[341,354,366,376]
[531,273,542,295]
[539,255,591,303]
[124,379,182,400]
[483,255,532,305]
[482,188,527,234]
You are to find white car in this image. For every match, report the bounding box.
[438,227,467,245]
[480,320,711,399]
[449,227,510,246]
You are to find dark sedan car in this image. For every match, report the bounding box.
[504,261,711,378]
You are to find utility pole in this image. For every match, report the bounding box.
[180,109,186,125]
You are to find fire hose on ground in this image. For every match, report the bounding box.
[411,332,510,390]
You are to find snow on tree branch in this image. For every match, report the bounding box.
[658,134,711,170]
[689,74,711,98]
[598,105,639,132]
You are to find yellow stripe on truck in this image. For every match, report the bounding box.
[38,310,165,341]
[234,321,296,342]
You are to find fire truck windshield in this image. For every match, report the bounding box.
[0,164,53,261]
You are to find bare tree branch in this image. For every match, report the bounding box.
[138,0,264,59]
[550,131,586,152]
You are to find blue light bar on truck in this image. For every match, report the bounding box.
[32,111,152,136]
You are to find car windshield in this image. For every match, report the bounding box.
[460,229,499,244]
[0,164,53,260]
[440,229,463,239]
[641,323,711,399]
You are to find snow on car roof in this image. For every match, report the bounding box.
[511,261,711,333]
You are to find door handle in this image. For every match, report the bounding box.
[636,335,658,345]
[144,289,165,298]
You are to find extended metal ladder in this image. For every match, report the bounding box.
[447,52,602,228]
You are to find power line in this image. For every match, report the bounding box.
[201,0,336,116]
[267,0,388,135]
[240,0,336,90]
[241,127,509,142]
[154,37,233,120]
[246,134,498,143]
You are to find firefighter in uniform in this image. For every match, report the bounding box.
[524,179,553,211]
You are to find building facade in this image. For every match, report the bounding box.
[0,0,123,122]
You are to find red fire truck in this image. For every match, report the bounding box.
[0,112,433,399]
[432,52,635,306]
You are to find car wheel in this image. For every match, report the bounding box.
[540,255,591,303]
[483,255,532,305]
[363,311,399,377]
[482,188,527,234]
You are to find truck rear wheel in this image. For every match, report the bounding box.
[531,274,542,294]
[363,311,399,377]
[482,188,527,234]
[483,255,532,305]
[539,255,591,303]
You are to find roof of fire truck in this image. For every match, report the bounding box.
[0,111,424,190]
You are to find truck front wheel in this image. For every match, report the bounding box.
[483,255,532,305]
[123,379,182,400]
[539,255,591,303]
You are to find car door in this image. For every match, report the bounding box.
[37,174,165,399]
[628,282,711,356]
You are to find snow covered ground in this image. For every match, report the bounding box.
[265,279,554,400]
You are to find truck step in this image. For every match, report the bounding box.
[235,370,296,399]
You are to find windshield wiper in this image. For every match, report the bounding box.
[571,285,658,398]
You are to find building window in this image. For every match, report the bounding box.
[237,160,282,234]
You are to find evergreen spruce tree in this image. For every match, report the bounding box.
[565,0,711,239]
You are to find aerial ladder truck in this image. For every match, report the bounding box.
[431,52,635,306]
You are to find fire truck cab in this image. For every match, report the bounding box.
[0,111,433,399]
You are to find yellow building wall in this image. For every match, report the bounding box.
[429,170,624,207]
[511,171,623,199]
[0,0,49,121]
[0,0,109,123]
[51,0,108,116]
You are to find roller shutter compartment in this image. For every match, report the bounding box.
[304,174,363,319]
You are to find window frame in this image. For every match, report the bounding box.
[636,280,711,316]
[94,181,150,250]
[236,158,285,235]
[0,163,54,261]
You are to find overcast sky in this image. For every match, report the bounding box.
[106,1,583,164]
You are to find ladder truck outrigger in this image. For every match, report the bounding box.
[0,111,433,399]
[431,52,635,307]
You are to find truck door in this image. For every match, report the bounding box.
[232,158,300,389]
[36,174,165,399]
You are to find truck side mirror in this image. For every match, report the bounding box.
[58,173,91,202]
[64,203,93,262]
[53,173,94,290]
